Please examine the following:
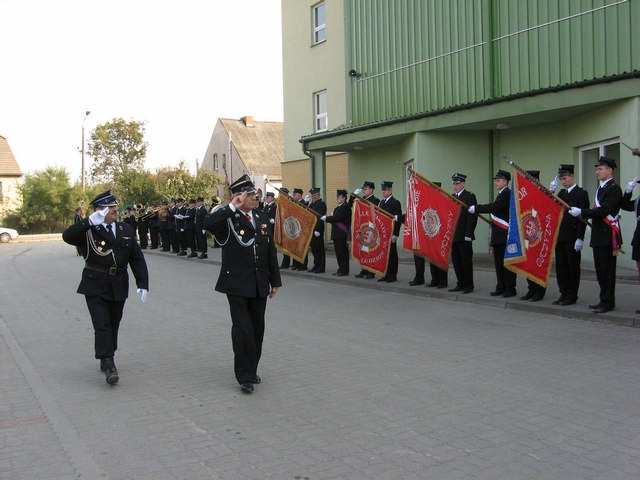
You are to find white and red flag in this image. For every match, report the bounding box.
[403,171,461,270]
[350,196,395,276]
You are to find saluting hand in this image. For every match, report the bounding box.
[231,192,247,209]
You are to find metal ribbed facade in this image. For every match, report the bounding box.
[346,0,637,126]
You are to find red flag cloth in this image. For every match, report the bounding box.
[504,171,564,287]
[403,172,461,270]
[274,194,317,264]
[351,197,395,276]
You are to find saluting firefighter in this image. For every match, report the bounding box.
[377,181,403,282]
[62,190,149,385]
[321,189,351,276]
[205,175,282,394]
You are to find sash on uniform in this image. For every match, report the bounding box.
[594,193,622,255]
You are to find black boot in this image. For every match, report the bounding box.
[101,358,119,385]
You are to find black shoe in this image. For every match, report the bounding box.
[530,294,544,302]
[240,383,254,394]
[313,270,325,274]
[520,292,534,301]
[279,264,289,269]
[502,291,517,298]
[377,277,387,282]
[592,306,613,314]
[102,358,119,385]
[409,279,424,286]
[251,375,262,384]
[588,303,603,310]
[437,284,447,289]
[558,298,576,306]
[635,309,640,315]
[188,252,198,258]
[462,288,474,294]
[336,272,347,277]
[449,286,463,292]
[177,251,187,256]
[355,272,366,278]
[385,278,397,283]
[150,246,158,250]
[426,282,438,287]
[552,296,566,305]
[198,253,208,259]
[490,290,504,296]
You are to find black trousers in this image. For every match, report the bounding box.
[160,228,171,251]
[195,227,207,253]
[429,263,448,287]
[492,243,516,293]
[593,246,617,308]
[138,225,149,248]
[226,295,267,384]
[451,240,474,289]
[333,238,349,274]
[149,228,160,248]
[412,254,425,282]
[169,228,179,252]
[85,296,125,359]
[384,242,398,279]
[280,254,291,268]
[555,241,581,300]
[310,236,325,272]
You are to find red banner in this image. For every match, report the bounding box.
[504,171,564,287]
[403,172,461,270]
[351,197,395,276]
[274,194,317,263]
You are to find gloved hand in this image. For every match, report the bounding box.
[625,177,639,194]
[88,207,109,225]
[202,229,206,235]
[568,207,582,217]
[304,194,311,203]
[269,218,275,224]
[549,176,559,193]
[136,288,148,303]
[314,231,320,237]
[464,236,472,242]
[391,235,398,243]
[320,215,326,221]
[574,238,584,252]
[354,188,363,196]
[632,148,640,157]
[468,205,476,214]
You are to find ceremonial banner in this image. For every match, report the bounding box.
[403,172,461,270]
[504,171,564,287]
[351,197,394,276]
[274,194,317,263]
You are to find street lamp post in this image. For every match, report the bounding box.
[81,110,91,193]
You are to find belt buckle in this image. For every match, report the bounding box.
[108,265,118,276]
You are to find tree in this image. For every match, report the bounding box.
[88,118,148,185]
[153,162,221,202]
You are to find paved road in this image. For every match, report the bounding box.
[2,241,640,479]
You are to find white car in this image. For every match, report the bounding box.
[0,226,19,243]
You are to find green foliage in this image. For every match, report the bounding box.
[153,161,221,202]
[88,117,148,185]
[113,170,157,208]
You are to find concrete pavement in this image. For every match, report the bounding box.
[1,240,640,479]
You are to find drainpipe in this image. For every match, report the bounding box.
[303,142,315,187]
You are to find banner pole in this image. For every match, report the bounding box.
[348,192,396,220]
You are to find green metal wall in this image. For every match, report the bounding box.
[346,0,638,125]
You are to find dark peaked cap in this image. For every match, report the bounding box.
[451,172,467,183]
[557,164,574,175]
[230,174,256,194]
[91,190,118,208]
[595,156,617,169]
[494,169,511,181]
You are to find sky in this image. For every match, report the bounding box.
[0,0,283,182]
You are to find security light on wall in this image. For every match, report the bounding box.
[348,69,361,78]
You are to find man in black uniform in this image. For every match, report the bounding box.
[469,169,517,297]
[549,164,589,305]
[137,205,149,249]
[353,181,379,279]
[205,175,282,394]
[449,173,477,294]
[262,191,277,238]
[62,190,149,385]
[168,199,179,253]
[322,189,351,276]
[183,199,198,258]
[308,187,327,273]
[74,207,84,223]
[194,196,209,258]
[377,181,403,282]
[568,157,622,313]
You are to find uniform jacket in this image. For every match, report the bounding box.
[619,190,639,245]
[325,202,351,240]
[62,219,149,301]
[308,199,327,235]
[378,195,403,236]
[261,202,277,236]
[581,179,622,247]
[557,185,589,242]
[205,205,282,298]
[195,205,208,228]
[475,187,510,246]
[452,189,478,241]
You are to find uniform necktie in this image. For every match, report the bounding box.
[106,223,115,237]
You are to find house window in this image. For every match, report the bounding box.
[578,140,621,194]
[314,90,328,132]
[213,153,218,170]
[312,2,326,45]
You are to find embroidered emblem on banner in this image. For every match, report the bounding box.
[283,216,302,240]
[421,208,441,238]
[357,221,380,253]
[521,208,541,248]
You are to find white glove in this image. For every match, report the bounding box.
[549,176,559,193]
[354,188,363,196]
[136,288,148,303]
[391,235,398,243]
[464,236,472,242]
[468,205,476,214]
[88,207,109,225]
[314,231,320,237]
[269,218,275,224]
[625,177,638,194]
[393,215,398,222]
[202,229,206,235]
[574,238,584,252]
[304,194,311,203]
[568,207,582,217]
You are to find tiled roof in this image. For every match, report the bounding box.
[220,118,283,177]
[0,136,23,176]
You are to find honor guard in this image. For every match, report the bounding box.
[308,187,327,273]
[449,173,477,294]
[519,171,547,302]
[352,181,379,279]
[549,165,589,306]
[205,175,282,394]
[195,196,209,258]
[321,189,351,276]
[62,190,149,385]
[377,181,403,282]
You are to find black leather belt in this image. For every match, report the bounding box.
[84,263,126,276]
